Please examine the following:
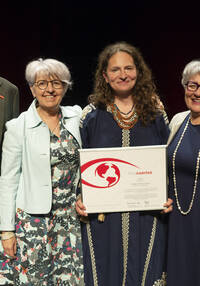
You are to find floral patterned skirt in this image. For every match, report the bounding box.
[0,186,84,286]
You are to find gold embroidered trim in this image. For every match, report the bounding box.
[141,217,157,286]
[121,127,131,285]
[162,110,169,125]
[122,212,130,286]
[86,222,98,286]
[152,272,167,286]
[80,103,96,128]
[122,129,130,147]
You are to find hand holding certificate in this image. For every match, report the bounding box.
[79,145,167,213]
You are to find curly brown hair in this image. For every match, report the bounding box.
[89,41,163,125]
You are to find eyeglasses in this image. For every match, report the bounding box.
[185,81,200,92]
[34,80,64,90]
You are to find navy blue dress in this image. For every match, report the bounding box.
[80,107,169,286]
[167,114,200,286]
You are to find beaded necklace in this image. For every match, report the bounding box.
[172,116,200,215]
[108,103,138,129]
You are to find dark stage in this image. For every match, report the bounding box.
[0,1,199,120]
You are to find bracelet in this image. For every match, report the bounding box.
[1,232,15,241]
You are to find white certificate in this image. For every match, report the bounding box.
[79,145,167,213]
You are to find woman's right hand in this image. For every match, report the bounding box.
[2,236,17,259]
[76,199,88,217]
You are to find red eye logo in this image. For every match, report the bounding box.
[95,163,120,187]
[81,157,139,189]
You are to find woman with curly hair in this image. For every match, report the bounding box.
[76,42,172,286]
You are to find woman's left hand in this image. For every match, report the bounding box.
[161,198,173,214]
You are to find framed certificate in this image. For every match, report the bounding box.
[79,145,167,213]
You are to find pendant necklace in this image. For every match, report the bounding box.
[172,116,200,215]
[37,107,60,135]
[50,119,60,134]
[114,103,134,116]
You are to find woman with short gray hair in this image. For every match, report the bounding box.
[0,58,84,285]
[167,58,200,285]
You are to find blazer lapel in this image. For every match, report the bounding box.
[167,111,190,145]
[167,123,182,145]
[0,80,5,143]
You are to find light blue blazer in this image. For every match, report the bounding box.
[0,100,82,230]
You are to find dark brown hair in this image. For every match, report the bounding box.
[89,41,163,124]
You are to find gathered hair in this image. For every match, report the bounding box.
[89,41,163,124]
[25,58,72,92]
[181,59,200,87]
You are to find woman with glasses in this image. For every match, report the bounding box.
[0,58,84,285]
[167,59,200,285]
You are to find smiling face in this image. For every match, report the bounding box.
[103,51,137,97]
[185,73,200,121]
[30,72,65,112]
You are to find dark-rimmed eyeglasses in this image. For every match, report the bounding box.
[185,81,200,92]
[34,80,64,90]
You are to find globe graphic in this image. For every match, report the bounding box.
[95,163,120,187]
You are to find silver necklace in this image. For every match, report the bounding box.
[172,116,200,215]
[51,120,59,133]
